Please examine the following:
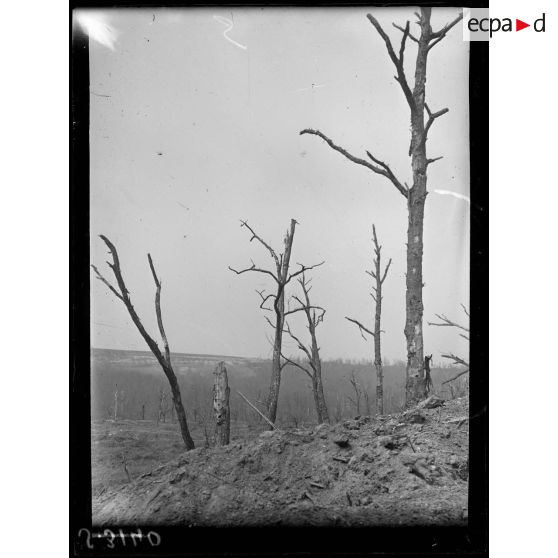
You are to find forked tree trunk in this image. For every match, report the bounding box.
[229,219,324,426]
[213,362,230,446]
[283,274,330,424]
[267,220,296,424]
[92,236,195,449]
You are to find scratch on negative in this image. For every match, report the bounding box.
[433,190,471,204]
[213,15,247,50]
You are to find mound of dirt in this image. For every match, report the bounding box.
[93,396,469,527]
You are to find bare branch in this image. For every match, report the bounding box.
[345,317,375,340]
[366,13,415,111]
[426,155,444,166]
[409,104,449,156]
[365,151,408,197]
[299,129,408,198]
[256,289,275,312]
[148,253,171,365]
[95,236,166,370]
[392,22,418,43]
[428,12,464,50]
[280,352,313,378]
[381,258,392,284]
[228,263,278,283]
[283,322,313,363]
[286,260,325,283]
[398,21,410,67]
[428,313,469,334]
[460,303,470,318]
[442,368,469,385]
[91,264,124,302]
[239,220,280,271]
[441,353,469,368]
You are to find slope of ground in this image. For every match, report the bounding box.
[93,396,469,527]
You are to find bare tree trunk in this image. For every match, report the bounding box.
[157,387,163,426]
[282,274,330,424]
[314,361,329,424]
[141,404,145,420]
[349,372,362,415]
[229,219,323,426]
[346,225,391,415]
[300,8,462,407]
[372,226,391,415]
[213,362,230,446]
[404,21,429,405]
[113,384,118,422]
[92,236,195,449]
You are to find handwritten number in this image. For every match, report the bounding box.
[104,529,115,549]
[78,528,93,550]
[147,530,161,546]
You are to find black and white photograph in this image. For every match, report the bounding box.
[70,3,487,554]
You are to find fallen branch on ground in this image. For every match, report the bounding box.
[237,391,276,430]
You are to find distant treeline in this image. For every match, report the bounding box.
[92,350,467,427]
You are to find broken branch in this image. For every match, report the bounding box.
[148,253,171,365]
[345,317,375,339]
[366,13,415,111]
[299,129,408,198]
[237,391,276,429]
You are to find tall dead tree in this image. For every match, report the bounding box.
[281,274,329,424]
[300,8,463,405]
[92,235,195,450]
[345,225,392,414]
[428,304,470,385]
[213,361,230,446]
[229,219,323,424]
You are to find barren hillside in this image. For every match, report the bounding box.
[93,396,469,527]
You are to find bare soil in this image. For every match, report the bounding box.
[92,396,469,527]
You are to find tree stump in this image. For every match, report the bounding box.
[213,362,230,446]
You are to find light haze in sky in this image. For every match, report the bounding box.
[86,7,470,363]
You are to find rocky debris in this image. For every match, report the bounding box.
[93,395,470,527]
[333,434,350,448]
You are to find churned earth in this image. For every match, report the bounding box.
[93,396,469,527]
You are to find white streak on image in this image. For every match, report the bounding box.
[293,83,327,93]
[76,11,119,51]
[213,15,247,50]
[433,189,471,204]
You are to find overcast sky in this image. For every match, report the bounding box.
[85,7,469,363]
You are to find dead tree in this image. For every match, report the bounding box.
[157,387,169,425]
[213,362,230,446]
[92,235,195,450]
[345,225,391,414]
[424,354,433,394]
[281,274,330,424]
[428,304,470,385]
[229,219,324,424]
[300,8,463,406]
[347,371,363,415]
[113,384,119,422]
